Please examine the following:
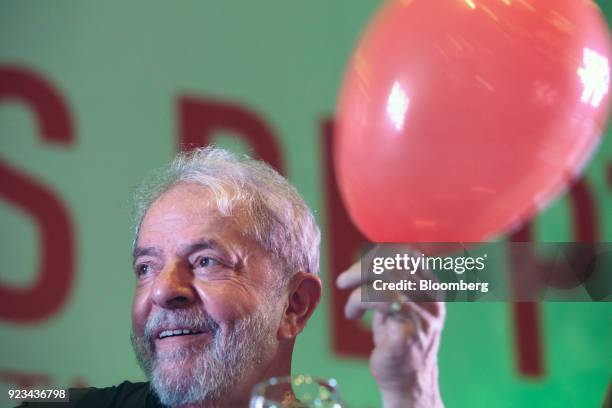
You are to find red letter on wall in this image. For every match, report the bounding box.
[0,66,76,322]
[177,95,284,173]
[509,178,598,378]
[322,117,373,357]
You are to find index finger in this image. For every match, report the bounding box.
[336,260,363,289]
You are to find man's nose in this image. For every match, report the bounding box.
[151,260,196,309]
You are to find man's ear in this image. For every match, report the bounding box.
[277,272,322,340]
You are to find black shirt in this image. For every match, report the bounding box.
[16,381,164,408]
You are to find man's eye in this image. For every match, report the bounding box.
[136,264,150,277]
[197,257,220,268]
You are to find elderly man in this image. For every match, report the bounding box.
[21,147,444,408]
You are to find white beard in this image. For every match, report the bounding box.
[131,304,277,407]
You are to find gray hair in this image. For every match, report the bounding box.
[132,146,320,281]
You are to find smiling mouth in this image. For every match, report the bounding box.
[158,329,206,339]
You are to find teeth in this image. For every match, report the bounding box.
[159,329,203,339]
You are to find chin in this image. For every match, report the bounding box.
[150,349,236,406]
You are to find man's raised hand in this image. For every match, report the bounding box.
[336,248,445,408]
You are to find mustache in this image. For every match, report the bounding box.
[143,308,220,343]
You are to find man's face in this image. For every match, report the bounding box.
[131,183,282,406]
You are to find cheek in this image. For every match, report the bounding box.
[196,282,261,323]
[131,289,150,336]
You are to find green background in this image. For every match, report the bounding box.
[1,1,611,407]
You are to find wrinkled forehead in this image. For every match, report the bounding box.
[137,182,257,245]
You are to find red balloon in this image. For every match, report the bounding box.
[335,0,611,242]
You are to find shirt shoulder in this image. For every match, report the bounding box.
[16,381,162,408]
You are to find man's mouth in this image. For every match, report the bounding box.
[156,328,207,339]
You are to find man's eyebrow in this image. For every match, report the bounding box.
[133,246,161,260]
[132,240,224,262]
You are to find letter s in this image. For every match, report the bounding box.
[0,66,76,322]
